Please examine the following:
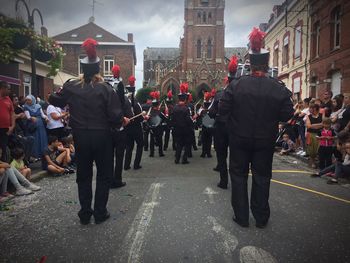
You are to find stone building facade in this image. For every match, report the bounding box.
[54,20,136,82]
[143,0,246,97]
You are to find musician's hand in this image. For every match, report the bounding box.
[122,117,130,126]
[144,115,150,121]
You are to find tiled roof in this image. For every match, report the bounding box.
[53,22,127,43]
[225,47,248,60]
[144,48,180,61]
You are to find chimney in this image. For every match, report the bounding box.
[128,33,133,43]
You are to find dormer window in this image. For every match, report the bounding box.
[201,0,209,5]
[71,34,78,38]
[96,34,103,38]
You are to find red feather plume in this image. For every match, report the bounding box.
[188,93,193,102]
[128,75,136,86]
[228,55,238,74]
[167,90,173,99]
[112,65,121,78]
[204,92,211,102]
[249,27,266,53]
[150,91,160,100]
[180,82,189,94]
[81,38,98,60]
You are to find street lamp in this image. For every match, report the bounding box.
[15,0,46,97]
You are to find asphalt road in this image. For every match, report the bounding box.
[0,148,349,263]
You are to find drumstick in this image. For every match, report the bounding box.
[130,111,147,121]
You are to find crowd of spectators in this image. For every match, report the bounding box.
[276,90,350,184]
[0,81,75,203]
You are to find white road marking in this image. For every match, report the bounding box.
[240,246,278,263]
[208,216,238,258]
[120,183,162,263]
[203,187,218,204]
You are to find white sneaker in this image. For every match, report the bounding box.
[296,150,303,155]
[300,151,307,156]
[27,183,41,191]
[16,187,33,196]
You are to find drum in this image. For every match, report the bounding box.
[202,114,215,129]
[148,115,162,128]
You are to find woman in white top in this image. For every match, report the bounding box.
[46,104,69,140]
[23,95,48,158]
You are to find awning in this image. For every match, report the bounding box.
[0,75,21,86]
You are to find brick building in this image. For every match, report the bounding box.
[309,0,350,96]
[54,19,136,81]
[143,0,246,96]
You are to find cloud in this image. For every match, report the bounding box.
[0,0,283,89]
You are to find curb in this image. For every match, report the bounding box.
[30,171,48,183]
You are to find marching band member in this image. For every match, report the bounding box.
[173,83,193,164]
[209,56,238,189]
[163,90,175,151]
[199,90,215,158]
[49,38,124,225]
[124,76,144,170]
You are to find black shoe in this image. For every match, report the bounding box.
[134,165,142,170]
[327,179,338,184]
[159,153,165,157]
[310,173,320,177]
[193,146,198,151]
[149,153,154,157]
[200,154,205,158]
[233,216,249,227]
[124,166,131,171]
[95,212,110,224]
[213,167,220,172]
[110,182,126,189]
[182,160,190,164]
[256,221,268,229]
[207,154,212,158]
[175,160,179,164]
[80,217,91,225]
[217,183,228,189]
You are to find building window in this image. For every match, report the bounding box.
[155,63,162,84]
[292,74,302,100]
[273,42,279,68]
[207,38,213,59]
[78,55,85,75]
[23,74,31,97]
[197,12,201,23]
[313,21,321,57]
[208,12,212,23]
[203,12,207,23]
[294,25,302,59]
[331,71,342,95]
[332,6,341,49]
[282,34,289,66]
[104,55,114,77]
[197,39,202,58]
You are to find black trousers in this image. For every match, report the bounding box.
[124,124,144,168]
[112,129,127,183]
[143,123,149,150]
[215,123,229,185]
[229,136,274,225]
[164,125,175,150]
[150,127,163,156]
[47,127,66,140]
[174,128,191,162]
[318,146,333,170]
[0,128,9,162]
[73,129,113,220]
[201,127,214,156]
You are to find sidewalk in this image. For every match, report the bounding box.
[28,160,48,182]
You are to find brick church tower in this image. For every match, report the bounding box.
[143,0,246,97]
[181,0,226,93]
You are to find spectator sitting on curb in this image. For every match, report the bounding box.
[61,135,76,168]
[279,133,295,155]
[42,136,74,176]
[0,148,40,196]
[327,141,350,184]
[11,148,31,180]
[0,164,13,202]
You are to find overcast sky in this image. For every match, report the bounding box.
[1,0,282,89]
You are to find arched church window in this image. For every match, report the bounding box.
[197,39,202,58]
[207,38,213,59]
[155,63,162,84]
[197,12,201,23]
[203,12,207,23]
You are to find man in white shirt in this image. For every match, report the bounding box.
[46,104,68,140]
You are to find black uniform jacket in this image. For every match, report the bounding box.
[172,104,193,130]
[219,75,294,140]
[49,79,123,130]
[208,89,228,124]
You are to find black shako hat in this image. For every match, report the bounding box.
[80,38,100,76]
[248,27,269,66]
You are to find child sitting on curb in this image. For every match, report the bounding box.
[11,148,32,180]
[0,149,40,196]
[42,136,74,176]
[0,166,13,202]
[279,134,295,155]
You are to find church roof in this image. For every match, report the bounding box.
[53,22,127,43]
[225,47,248,61]
[144,48,181,61]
